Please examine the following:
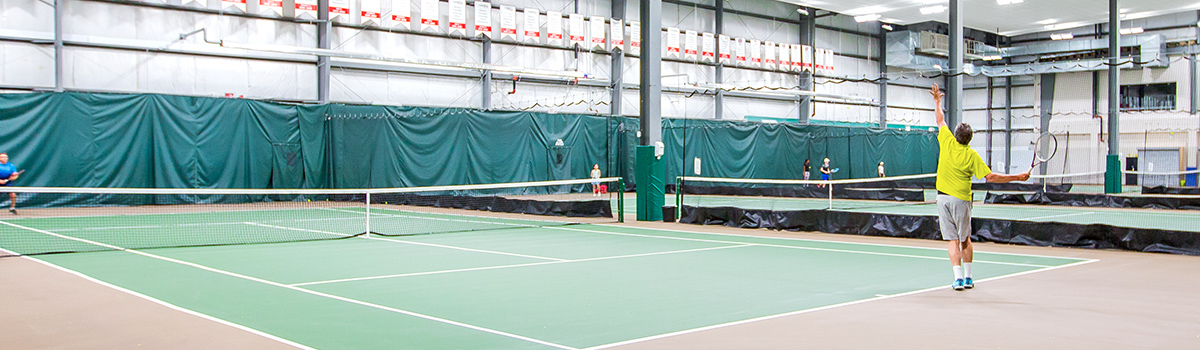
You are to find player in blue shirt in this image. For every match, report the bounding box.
[0,153,22,214]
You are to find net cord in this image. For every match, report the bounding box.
[0,177,624,195]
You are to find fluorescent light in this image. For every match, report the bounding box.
[981,55,1003,61]
[920,6,947,15]
[1035,19,1058,25]
[997,0,1024,5]
[854,14,881,23]
[1050,33,1074,40]
[796,8,809,16]
[1119,27,1144,35]
[881,24,894,31]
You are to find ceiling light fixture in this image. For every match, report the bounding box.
[1119,27,1144,35]
[854,14,881,23]
[881,24,894,31]
[920,6,947,15]
[1050,33,1074,40]
[997,0,1024,5]
[796,8,809,16]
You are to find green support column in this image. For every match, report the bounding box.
[635,145,665,221]
[1106,154,1122,193]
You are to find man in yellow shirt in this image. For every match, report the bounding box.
[931,84,1030,291]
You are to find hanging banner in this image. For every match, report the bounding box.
[778,43,791,71]
[360,0,381,25]
[791,44,803,71]
[814,48,825,72]
[390,0,411,29]
[184,0,204,7]
[590,16,607,50]
[295,0,318,19]
[448,0,467,35]
[546,11,564,46]
[328,0,350,21]
[568,14,586,48]
[734,38,746,65]
[763,42,776,68]
[629,21,641,55]
[749,39,761,67]
[259,0,283,16]
[523,8,541,43]
[221,0,246,13]
[825,48,835,71]
[474,1,492,38]
[701,32,715,62]
[499,5,517,41]
[718,35,731,63]
[683,30,698,60]
[420,0,439,32]
[802,45,813,71]
[610,19,624,51]
[666,27,681,57]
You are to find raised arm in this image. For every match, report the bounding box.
[931,84,946,128]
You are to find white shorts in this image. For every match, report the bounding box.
[937,194,973,242]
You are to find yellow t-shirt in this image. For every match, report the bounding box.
[936,126,992,201]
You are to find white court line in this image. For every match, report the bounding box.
[353,207,1070,266]
[291,244,754,287]
[243,222,567,262]
[1022,212,1097,221]
[0,221,579,350]
[583,258,1100,350]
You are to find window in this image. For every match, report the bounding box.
[1120,83,1176,111]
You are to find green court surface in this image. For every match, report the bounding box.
[1,207,1087,349]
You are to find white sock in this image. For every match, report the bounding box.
[963,263,973,278]
[953,266,964,280]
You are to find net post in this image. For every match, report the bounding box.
[617,178,625,223]
[364,192,371,238]
[828,182,833,210]
[675,176,682,219]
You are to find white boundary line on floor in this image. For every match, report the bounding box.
[1021,212,1097,221]
[0,220,579,350]
[582,258,1100,350]
[0,246,315,350]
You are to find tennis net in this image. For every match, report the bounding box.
[0,178,623,257]
[675,174,937,212]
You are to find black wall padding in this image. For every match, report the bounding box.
[371,193,612,218]
[1143,186,1200,195]
[985,192,1200,210]
[680,205,1200,256]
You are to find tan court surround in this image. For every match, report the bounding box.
[3,212,1198,349]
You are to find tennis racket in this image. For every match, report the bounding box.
[831,168,840,173]
[1028,133,1058,172]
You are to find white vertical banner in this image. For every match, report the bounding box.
[701,32,715,62]
[448,0,467,35]
[749,39,761,67]
[610,19,624,51]
[546,11,564,46]
[665,27,681,58]
[420,0,439,32]
[802,45,813,71]
[825,49,835,72]
[814,48,825,72]
[221,0,246,13]
[778,43,791,71]
[589,16,607,50]
[499,5,517,41]
[522,8,541,44]
[390,0,411,29]
[295,0,318,19]
[568,14,586,48]
[329,0,351,21]
[718,35,731,64]
[628,21,641,55]
[734,38,746,66]
[473,1,492,38]
[683,30,698,60]
[360,0,381,25]
[791,44,803,71]
[763,42,776,68]
[259,0,283,16]
[184,0,204,7]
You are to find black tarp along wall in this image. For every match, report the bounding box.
[662,119,939,184]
